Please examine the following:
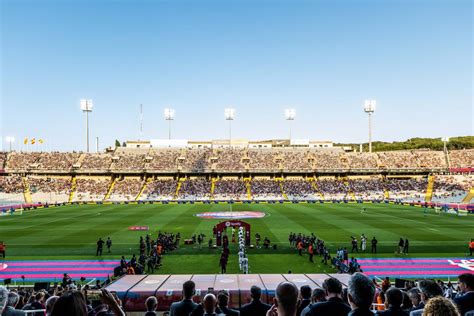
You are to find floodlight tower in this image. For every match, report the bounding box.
[5,136,15,152]
[164,108,175,140]
[363,99,376,153]
[80,99,93,153]
[225,108,235,147]
[285,108,296,140]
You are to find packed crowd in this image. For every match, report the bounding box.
[213,179,247,198]
[2,148,472,171]
[75,178,110,200]
[146,149,181,170]
[283,180,316,197]
[251,179,282,197]
[181,148,212,172]
[0,175,23,194]
[144,179,177,199]
[179,178,211,199]
[3,272,471,316]
[111,178,144,199]
[28,177,71,194]
[214,149,247,171]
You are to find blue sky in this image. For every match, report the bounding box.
[0,0,472,151]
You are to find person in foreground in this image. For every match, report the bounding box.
[454,273,474,316]
[422,296,460,316]
[240,286,271,316]
[308,277,351,316]
[409,280,443,316]
[202,293,224,316]
[376,287,408,316]
[169,280,198,316]
[266,281,299,316]
[347,272,376,316]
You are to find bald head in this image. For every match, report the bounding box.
[275,282,299,316]
[203,293,217,313]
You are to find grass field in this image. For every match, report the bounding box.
[1,203,473,274]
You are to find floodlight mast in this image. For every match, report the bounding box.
[363,99,376,153]
[285,108,296,140]
[164,108,175,141]
[80,99,93,153]
[225,108,235,147]
[6,136,15,152]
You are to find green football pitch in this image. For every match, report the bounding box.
[1,203,473,274]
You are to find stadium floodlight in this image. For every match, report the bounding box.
[363,99,376,153]
[284,108,296,140]
[442,137,450,155]
[5,136,15,152]
[80,99,93,153]
[225,108,235,147]
[164,108,175,140]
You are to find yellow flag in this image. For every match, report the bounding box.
[39,139,44,144]
[23,138,28,144]
[31,138,36,145]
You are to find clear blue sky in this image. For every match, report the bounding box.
[0,0,472,151]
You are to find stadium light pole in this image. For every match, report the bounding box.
[363,99,376,153]
[6,136,15,152]
[225,108,235,147]
[284,108,296,140]
[164,108,175,140]
[80,99,93,153]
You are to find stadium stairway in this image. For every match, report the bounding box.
[135,177,151,201]
[68,176,77,202]
[461,188,474,203]
[342,178,356,201]
[21,176,32,204]
[276,178,289,200]
[309,178,324,200]
[425,175,435,202]
[210,178,217,200]
[175,178,185,199]
[103,176,117,201]
[244,177,252,200]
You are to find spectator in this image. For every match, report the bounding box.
[409,280,443,316]
[45,296,59,316]
[308,277,351,316]
[144,296,158,316]
[169,281,198,316]
[240,286,271,316]
[202,293,224,316]
[51,291,88,316]
[217,291,239,316]
[422,296,460,316]
[407,289,423,312]
[347,272,376,316]
[376,287,408,316]
[0,287,8,314]
[454,273,474,316]
[267,281,299,316]
[3,292,25,316]
[297,285,312,316]
[300,289,326,316]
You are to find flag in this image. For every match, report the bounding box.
[39,139,44,144]
[31,138,36,145]
[23,138,28,145]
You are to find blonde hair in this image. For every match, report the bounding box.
[422,296,460,316]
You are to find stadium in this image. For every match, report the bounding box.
[1,0,473,316]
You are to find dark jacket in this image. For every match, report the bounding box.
[376,307,409,316]
[348,308,375,316]
[454,291,474,316]
[169,299,198,316]
[297,299,311,316]
[220,306,240,316]
[240,300,271,316]
[308,297,351,316]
